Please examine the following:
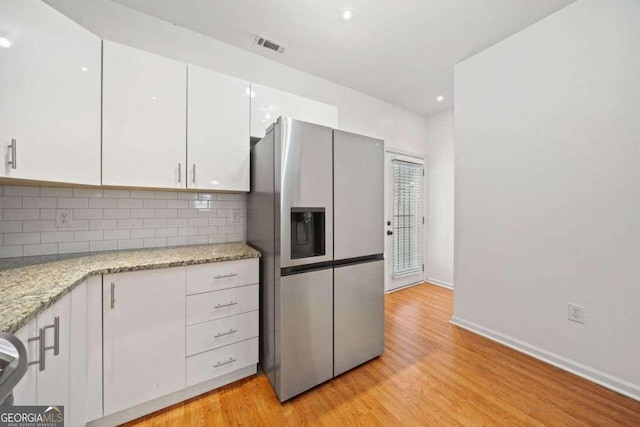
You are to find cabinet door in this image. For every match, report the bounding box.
[102,41,187,188]
[187,65,250,191]
[11,320,38,405]
[36,293,71,410]
[103,268,186,415]
[69,276,103,427]
[0,0,101,184]
[250,84,338,138]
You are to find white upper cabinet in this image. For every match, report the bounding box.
[102,40,187,188]
[187,65,250,191]
[0,0,101,185]
[250,84,338,138]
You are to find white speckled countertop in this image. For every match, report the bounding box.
[0,243,260,334]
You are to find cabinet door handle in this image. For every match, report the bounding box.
[213,357,237,368]
[214,301,237,309]
[214,328,238,338]
[27,328,46,371]
[110,282,116,309]
[178,163,182,183]
[43,316,60,356]
[192,164,196,184]
[214,273,237,280]
[8,138,17,169]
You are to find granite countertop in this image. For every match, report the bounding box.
[0,243,261,334]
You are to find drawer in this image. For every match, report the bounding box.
[186,284,258,325]
[186,311,259,356]
[186,337,258,387]
[186,259,258,295]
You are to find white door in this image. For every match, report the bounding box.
[12,320,38,405]
[0,0,101,184]
[102,41,187,188]
[103,268,186,415]
[384,152,425,292]
[250,83,338,138]
[36,292,71,410]
[187,65,250,191]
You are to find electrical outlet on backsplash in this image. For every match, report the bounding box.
[0,185,246,258]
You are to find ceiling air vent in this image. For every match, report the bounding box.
[254,34,287,54]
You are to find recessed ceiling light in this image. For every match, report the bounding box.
[341,8,355,21]
[437,95,444,102]
[0,37,11,48]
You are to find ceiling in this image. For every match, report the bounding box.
[108,0,576,116]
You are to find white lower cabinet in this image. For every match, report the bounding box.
[103,267,186,416]
[186,311,259,356]
[186,337,258,387]
[186,284,259,325]
[12,320,37,405]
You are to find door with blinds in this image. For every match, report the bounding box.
[384,152,424,292]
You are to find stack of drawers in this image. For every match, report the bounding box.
[185,258,259,386]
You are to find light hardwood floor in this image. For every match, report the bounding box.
[124,283,640,426]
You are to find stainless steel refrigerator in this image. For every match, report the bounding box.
[247,117,385,402]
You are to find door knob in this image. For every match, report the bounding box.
[387,230,393,236]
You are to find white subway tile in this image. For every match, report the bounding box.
[22,221,56,232]
[143,237,166,248]
[104,209,130,219]
[0,221,22,233]
[208,235,227,244]
[155,209,177,219]
[74,188,103,198]
[58,241,89,254]
[0,186,4,195]
[41,187,73,197]
[3,209,39,220]
[74,230,103,241]
[5,232,39,245]
[188,235,208,245]
[178,192,198,200]
[130,190,155,199]
[217,225,236,234]
[23,243,58,257]
[117,239,144,250]
[40,209,56,220]
[155,228,177,237]
[235,226,244,234]
[74,209,103,220]
[226,201,244,209]
[198,193,215,201]
[190,200,209,209]
[89,219,118,230]
[104,229,130,240]
[178,209,198,218]
[117,199,143,209]
[167,236,189,246]
[131,228,155,239]
[0,197,22,208]
[103,189,130,198]
[217,209,232,218]
[167,218,189,227]
[41,231,74,243]
[90,198,118,208]
[208,218,227,226]
[226,233,244,242]
[143,218,166,229]
[218,194,242,201]
[143,199,166,209]
[209,201,226,209]
[4,185,39,197]
[178,227,199,237]
[23,197,57,209]
[117,219,143,229]
[66,219,89,231]
[197,209,217,218]
[198,226,217,235]
[90,240,118,252]
[58,198,88,209]
[0,245,23,258]
[130,209,155,219]
[188,218,208,227]
[167,199,188,209]
[155,191,177,199]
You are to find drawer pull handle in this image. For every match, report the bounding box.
[27,327,46,371]
[214,273,238,280]
[214,357,237,368]
[214,301,238,309]
[214,328,238,338]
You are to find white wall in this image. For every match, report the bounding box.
[44,0,429,155]
[454,0,640,399]
[424,109,454,288]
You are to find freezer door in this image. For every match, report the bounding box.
[334,260,384,376]
[333,130,385,260]
[279,118,334,268]
[279,268,333,401]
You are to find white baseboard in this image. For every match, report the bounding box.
[426,277,454,290]
[450,316,640,402]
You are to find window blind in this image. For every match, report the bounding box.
[391,160,423,278]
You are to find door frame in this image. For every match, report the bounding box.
[384,147,427,293]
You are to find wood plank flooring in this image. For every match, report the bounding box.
[124,283,640,426]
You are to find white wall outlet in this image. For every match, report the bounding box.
[568,303,586,324]
[229,209,241,225]
[56,209,74,228]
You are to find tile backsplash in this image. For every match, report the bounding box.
[0,185,245,258]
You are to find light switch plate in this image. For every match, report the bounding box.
[229,209,241,225]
